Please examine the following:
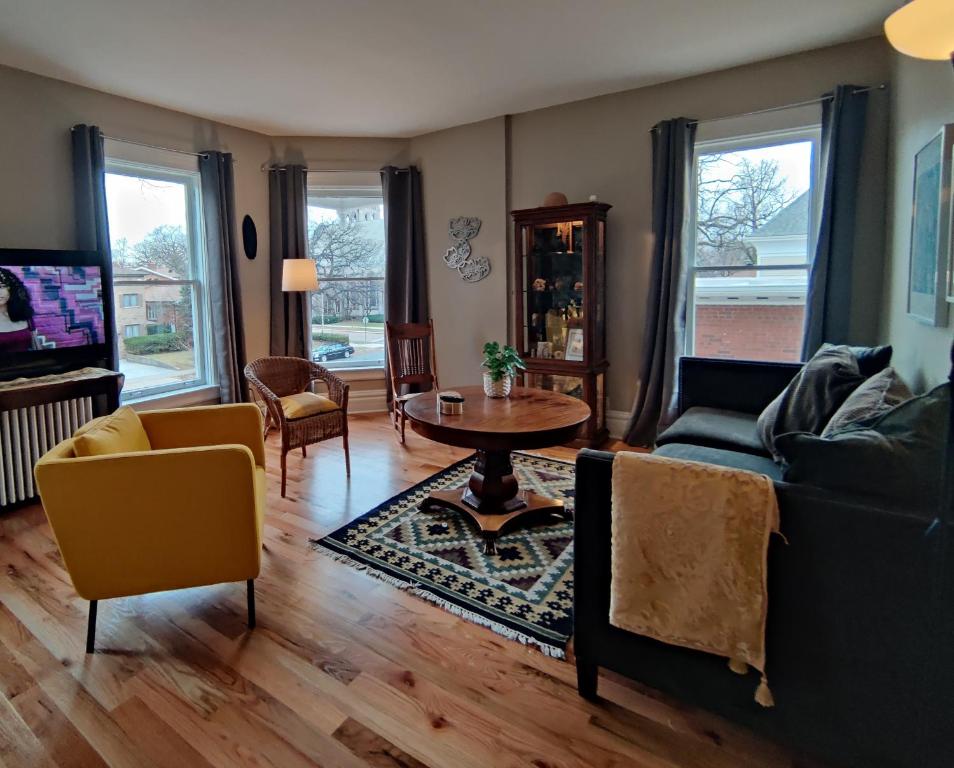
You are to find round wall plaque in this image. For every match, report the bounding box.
[242,215,257,260]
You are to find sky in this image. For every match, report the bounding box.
[104,173,188,246]
[698,140,814,201]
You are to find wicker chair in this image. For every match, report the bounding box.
[244,356,350,497]
[385,320,439,444]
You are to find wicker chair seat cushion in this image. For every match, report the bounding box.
[279,392,340,420]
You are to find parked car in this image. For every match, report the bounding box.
[313,342,355,362]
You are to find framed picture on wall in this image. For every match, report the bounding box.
[908,124,953,326]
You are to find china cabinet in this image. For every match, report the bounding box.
[512,201,610,446]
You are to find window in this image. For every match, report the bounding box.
[687,126,820,362]
[105,154,213,400]
[306,181,385,369]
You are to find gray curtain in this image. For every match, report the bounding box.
[801,85,868,359]
[381,166,428,325]
[381,165,429,406]
[268,165,310,358]
[71,124,118,371]
[624,118,697,446]
[200,151,248,402]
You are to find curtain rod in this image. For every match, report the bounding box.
[71,127,217,160]
[260,164,408,173]
[678,83,888,129]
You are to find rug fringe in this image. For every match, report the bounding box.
[310,542,566,660]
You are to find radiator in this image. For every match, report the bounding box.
[0,397,94,507]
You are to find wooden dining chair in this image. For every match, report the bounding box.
[385,320,440,444]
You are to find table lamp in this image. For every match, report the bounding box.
[281,259,319,356]
[885,0,954,68]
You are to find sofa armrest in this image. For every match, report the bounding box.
[138,403,265,467]
[573,448,616,661]
[34,444,262,600]
[677,356,802,416]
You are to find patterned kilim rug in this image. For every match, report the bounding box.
[310,452,575,658]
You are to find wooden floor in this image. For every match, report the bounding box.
[0,414,817,768]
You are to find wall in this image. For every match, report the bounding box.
[0,64,408,367]
[409,118,508,381]
[695,305,805,362]
[882,54,954,391]
[508,37,892,414]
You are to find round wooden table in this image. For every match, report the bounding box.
[404,386,591,554]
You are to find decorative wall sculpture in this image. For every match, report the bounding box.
[443,216,489,283]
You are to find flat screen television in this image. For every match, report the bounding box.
[0,249,114,380]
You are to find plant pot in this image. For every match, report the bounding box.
[483,372,512,398]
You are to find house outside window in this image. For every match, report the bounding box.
[687,123,821,362]
[105,150,214,401]
[306,177,386,369]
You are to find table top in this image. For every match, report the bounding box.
[404,385,591,451]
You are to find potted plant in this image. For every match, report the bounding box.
[481,341,526,398]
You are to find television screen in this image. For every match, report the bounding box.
[0,264,106,353]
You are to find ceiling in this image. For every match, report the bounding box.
[0,0,896,138]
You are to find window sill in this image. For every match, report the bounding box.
[331,367,385,382]
[124,384,220,411]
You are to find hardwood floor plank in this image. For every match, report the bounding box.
[0,691,58,768]
[333,717,431,768]
[0,414,815,768]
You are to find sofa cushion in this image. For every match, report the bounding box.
[73,406,152,457]
[776,382,949,517]
[653,442,783,481]
[656,407,766,456]
[821,366,913,437]
[848,344,893,378]
[279,392,340,420]
[757,344,866,461]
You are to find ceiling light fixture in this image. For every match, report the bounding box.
[884,0,954,68]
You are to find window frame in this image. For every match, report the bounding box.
[105,157,215,402]
[306,181,386,371]
[685,125,822,359]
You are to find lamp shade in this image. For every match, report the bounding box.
[281,259,319,291]
[885,0,954,61]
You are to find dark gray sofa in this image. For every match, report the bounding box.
[573,355,954,768]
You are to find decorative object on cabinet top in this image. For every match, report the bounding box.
[443,216,489,283]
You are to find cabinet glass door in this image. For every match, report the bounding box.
[524,220,585,361]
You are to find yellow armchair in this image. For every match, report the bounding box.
[34,403,266,653]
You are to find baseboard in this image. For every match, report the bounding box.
[349,388,388,414]
[606,410,629,441]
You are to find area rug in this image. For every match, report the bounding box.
[310,452,575,658]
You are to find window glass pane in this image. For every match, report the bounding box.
[691,266,807,362]
[105,171,206,398]
[307,190,386,369]
[689,135,815,362]
[695,142,813,268]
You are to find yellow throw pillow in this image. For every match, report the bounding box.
[279,392,340,420]
[73,406,152,457]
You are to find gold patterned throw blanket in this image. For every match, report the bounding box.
[609,452,779,706]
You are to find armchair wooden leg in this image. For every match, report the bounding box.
[343,431,351,476]
[400,410,407,444]
[301,445,307,458]
[280,452,288,497]
[86,600,98,654]
[247,579,256,629]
